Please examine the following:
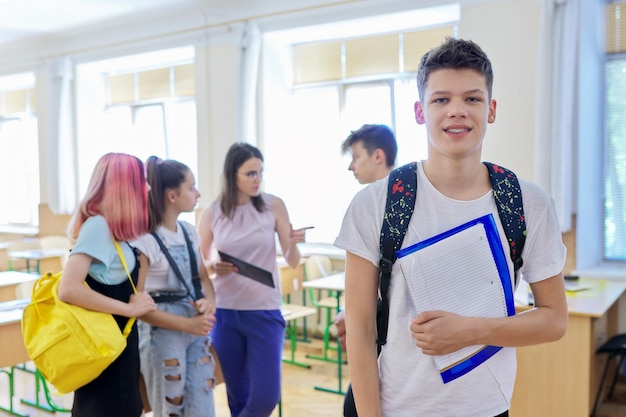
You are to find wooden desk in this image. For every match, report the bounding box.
[511,279,626,417]
[278,258,316,368]
[281,305,317,367]
[8,248,66,274]
[0,241,10,270]
[0,271,38,302]
[0,300,29,367]
[0,299,70,416]
[303,272,346,395]
[0,301,30,416]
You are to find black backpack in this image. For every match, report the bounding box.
[344,161,527,417]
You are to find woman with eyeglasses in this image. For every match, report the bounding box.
[197,142,308,417]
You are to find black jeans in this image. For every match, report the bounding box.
[343,384,509,417]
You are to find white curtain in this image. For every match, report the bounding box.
[45,57,77,214]
[237,21,262,145]
[535,0,579,232]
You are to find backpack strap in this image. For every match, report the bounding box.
[151,232,193,299]
[375,161,527,355]
[377,161,417,353]
[150,222,204,302]
[483,162,527,280]
[179,222,204,301]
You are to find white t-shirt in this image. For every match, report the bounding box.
[334,161,565,417]
[131,221,201,294]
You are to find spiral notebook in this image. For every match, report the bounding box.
[396,214,516,383]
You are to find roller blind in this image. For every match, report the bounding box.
[344,34,399,78]
[604,1,626,260]
[293,41,342,83]
[607,2,626,53]
[106,63,195,105]
[404,26,455,72]
[0,88,36,115]
[292,26,454,84]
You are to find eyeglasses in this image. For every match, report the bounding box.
[237,170,263,180]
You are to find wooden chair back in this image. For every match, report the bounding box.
[280,261,305,295]
[304,255,333,280]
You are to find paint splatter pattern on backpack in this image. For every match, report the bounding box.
[485,163,527,262]
[380,162,417,251]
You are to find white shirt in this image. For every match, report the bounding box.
[131,221,201,294]
[334,161,565,417]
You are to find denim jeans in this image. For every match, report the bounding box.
[138,301,215,417]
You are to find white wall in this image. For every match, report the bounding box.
[1,0,541,207]
[195,40,242,208]
[195,0,543,203]
[460,0,540,181]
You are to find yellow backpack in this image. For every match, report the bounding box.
[21,242,135,394]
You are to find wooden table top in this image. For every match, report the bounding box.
[0,271,39,286]
[515,278,626,318]
[8,248,67,260]
[0,299,29,326]
[303,274,626,320]
[303,272,345,292]
[563,278,626,318]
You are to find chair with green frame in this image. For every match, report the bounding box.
[280,261,317,369]
[303,254,344,363]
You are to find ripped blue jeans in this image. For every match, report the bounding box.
[138,301,216,417]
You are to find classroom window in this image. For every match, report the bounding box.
[604,2,626,260]
[0,73,38,230]
[75,47,198,223]
[262,5,458,243]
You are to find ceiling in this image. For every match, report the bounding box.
[0,0,210,44]
[0,0,444,65]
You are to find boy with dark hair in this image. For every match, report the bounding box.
[336,124,398,351]
[341,124,397,184]
[335,37,567,417]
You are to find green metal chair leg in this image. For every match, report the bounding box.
[15,367,70,413]
[306,305,340,363]
[0,367,29,417]
[297,290,311,343]
[282,319,312,369]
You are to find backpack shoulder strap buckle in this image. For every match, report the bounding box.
[378,255,394,274]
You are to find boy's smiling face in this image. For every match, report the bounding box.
[414,68,496,161]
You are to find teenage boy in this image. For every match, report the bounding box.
[337,124,398,417]
[334,38,567,417]
[335,123,398,350]
[341,124,398,185]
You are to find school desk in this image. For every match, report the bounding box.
[7,248,66,274]
[0,241,11,270]
[0,271,38,302]
[302,272,346,395]
[510,278,626,417]
[0,300,30,416]
[0,299,70,416]
[279,258,317,369]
